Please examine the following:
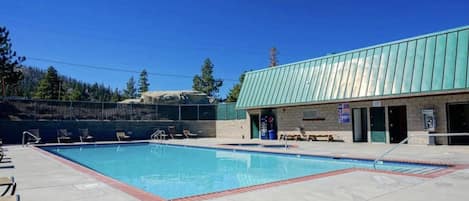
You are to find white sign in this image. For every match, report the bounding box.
[372,101,382,107]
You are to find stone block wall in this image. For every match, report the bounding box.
[215,120,250,139]
[248,93,469,145]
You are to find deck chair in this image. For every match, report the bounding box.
[0,139,5,153]
[78,128,94,142]
[26,129,42,144]
[0,152,11,164]
[168,126,184,139]
[183,129,198,138]
[279,133,303,140]
[307,133,334,141]
[116,130,131,141]
[0,195,20,201]
[0,177,16,196]
[57,129,73,143]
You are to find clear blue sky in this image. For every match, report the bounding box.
[1,0,468,97]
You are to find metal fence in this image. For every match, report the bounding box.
[0,99,245,121]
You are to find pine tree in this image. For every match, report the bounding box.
[138,69,149,96]
[192,58,223,97]
[34,66,62,100]
[0,26,25,97]
[123,76,137,99]
[69,86,82,101]
[226,72,246,102]
[111,88,122,102]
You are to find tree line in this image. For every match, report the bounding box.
[1,26,265,103]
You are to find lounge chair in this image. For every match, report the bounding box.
[57,129,73,143]
[78,128,94,142]
[307,133,334,141]
[0,152,11,164]
[116,130,131,141]
[168,126,184,139]
[0,195,20,201]
[0,139,5,153]
[0,177,16,196]
[279,133,304,140]
[183,129,198,138]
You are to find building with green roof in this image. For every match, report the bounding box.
[237,25,469,145]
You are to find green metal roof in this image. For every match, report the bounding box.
[237,26,469,109]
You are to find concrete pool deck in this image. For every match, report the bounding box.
[1,138,469,201]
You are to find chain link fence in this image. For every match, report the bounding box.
[0,99,245,121]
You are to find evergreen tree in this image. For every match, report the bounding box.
[34,66,62,100]
[138,69,149,96]
[192,58,223,97]
[123,76,137,99]
[0,26,25,97]
[111,88,122,102]
[12,66,118,101]
[226,72,246,102]
[69,86,83,101]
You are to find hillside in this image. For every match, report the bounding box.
[14,66,121,102]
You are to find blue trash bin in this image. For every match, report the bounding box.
[268,130,277,140]
[261,131,268,140]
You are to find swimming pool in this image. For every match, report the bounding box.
[40,143,447,200]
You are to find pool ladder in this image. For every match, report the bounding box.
[151,129,166,143]
[373,132,469,169]
[22,131,41,147]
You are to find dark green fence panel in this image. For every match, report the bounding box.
[132,104,157,120]
[217,104,227,120]
[71,102,101,120]
[0,99,245,121]
[226,103,237,120]
[35,100,71,120]
[236,109,246,119]
[103,103,118,120]
[216,103,246,120]
[181,105,198,120]
[157,105,179,120]
[0,100,35,120]
[199,105,216,120]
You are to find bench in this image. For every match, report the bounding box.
[307,134,334,142]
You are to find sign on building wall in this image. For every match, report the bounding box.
[372,101,382,107]
[338,103,351,123]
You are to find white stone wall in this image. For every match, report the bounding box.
[215,120,250,139]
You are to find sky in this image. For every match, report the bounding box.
[1,0,468,97]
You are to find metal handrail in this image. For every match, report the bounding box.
[373,133,469,169]
[150,129,166,143]
[22,131,41,147]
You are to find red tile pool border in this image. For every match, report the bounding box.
[32,143,469,201]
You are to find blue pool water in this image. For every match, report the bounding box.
[41,143,446,199]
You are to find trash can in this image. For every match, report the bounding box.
[261,130,268,140]
[268,130,277,140]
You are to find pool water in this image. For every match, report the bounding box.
[41,143,446,200]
